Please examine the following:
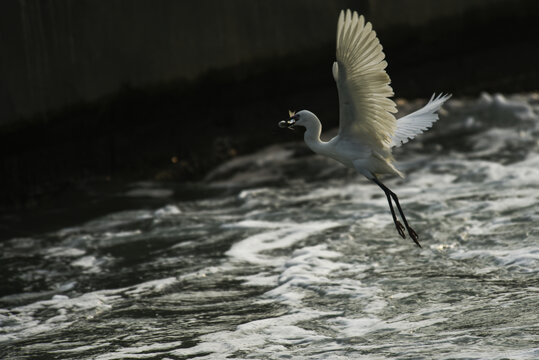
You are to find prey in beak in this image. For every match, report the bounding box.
[278,110,298,130]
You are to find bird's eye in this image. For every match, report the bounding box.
[294,114,300,120]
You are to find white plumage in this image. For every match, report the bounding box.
[391,93,452,147]
[278,9,451,247]
[334,10,396,150]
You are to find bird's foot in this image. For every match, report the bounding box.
[407,227,421,248]
[395,221,406,239]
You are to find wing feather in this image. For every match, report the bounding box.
[334,10,397,150]
[390,93,452,147]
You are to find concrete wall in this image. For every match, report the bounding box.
[368,0,506,27]
[0,0,357,124]
[0,0,514,125]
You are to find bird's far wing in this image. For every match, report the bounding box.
[333,10,397,150]
[390,93,452,147]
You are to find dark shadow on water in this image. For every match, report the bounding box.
[0,0,538,234]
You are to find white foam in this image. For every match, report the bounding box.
[92,340,184,360]
[0,291,118,342]
[478,92,536,121]
[331,315,447,338]
[4,237,38,249]
[71,256,98,268]
[238,272,280,287]
[70,255,112,274]
[102,230,142,238]
[154,204,182,216]
[171,310,333,359]
[264,245,349,305]
[224,219,296,229]
[226,221,340,266]
[44,247,86,258]
[51,343,111,355]
[440,348,538,360]
[0,277,179,343]
[81,210,153,233]
[123,277,177,295]
[450,246,539,270]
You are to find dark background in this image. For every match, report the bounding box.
[1,0,538,218]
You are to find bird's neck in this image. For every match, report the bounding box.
[303,116,326,153]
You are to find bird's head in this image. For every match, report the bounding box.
[278,110,313,130]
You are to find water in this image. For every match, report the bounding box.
[1,93,538,359]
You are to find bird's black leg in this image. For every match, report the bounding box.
[372,178,405,239]
[384,188,406,239]
[372,177,421,247]
[389,191,419,246]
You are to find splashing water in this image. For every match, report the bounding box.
[1,93,538,359]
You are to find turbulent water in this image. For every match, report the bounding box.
[1,93,538,359]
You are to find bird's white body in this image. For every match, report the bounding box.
[286,10,450,180]
[298,110,395,177]
[280,9,451,246]
[298,92,450,179]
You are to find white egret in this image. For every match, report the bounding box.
[279,10,451,247]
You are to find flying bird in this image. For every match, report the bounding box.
[279,10,451,247]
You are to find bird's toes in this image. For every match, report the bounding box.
[407,227,421,248]
[395,221,406,239]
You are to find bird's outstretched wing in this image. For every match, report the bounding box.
[390,93,452,147]
[333,10,397,150]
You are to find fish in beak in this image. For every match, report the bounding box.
[278,110,297,130]
[278,118,296,129]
